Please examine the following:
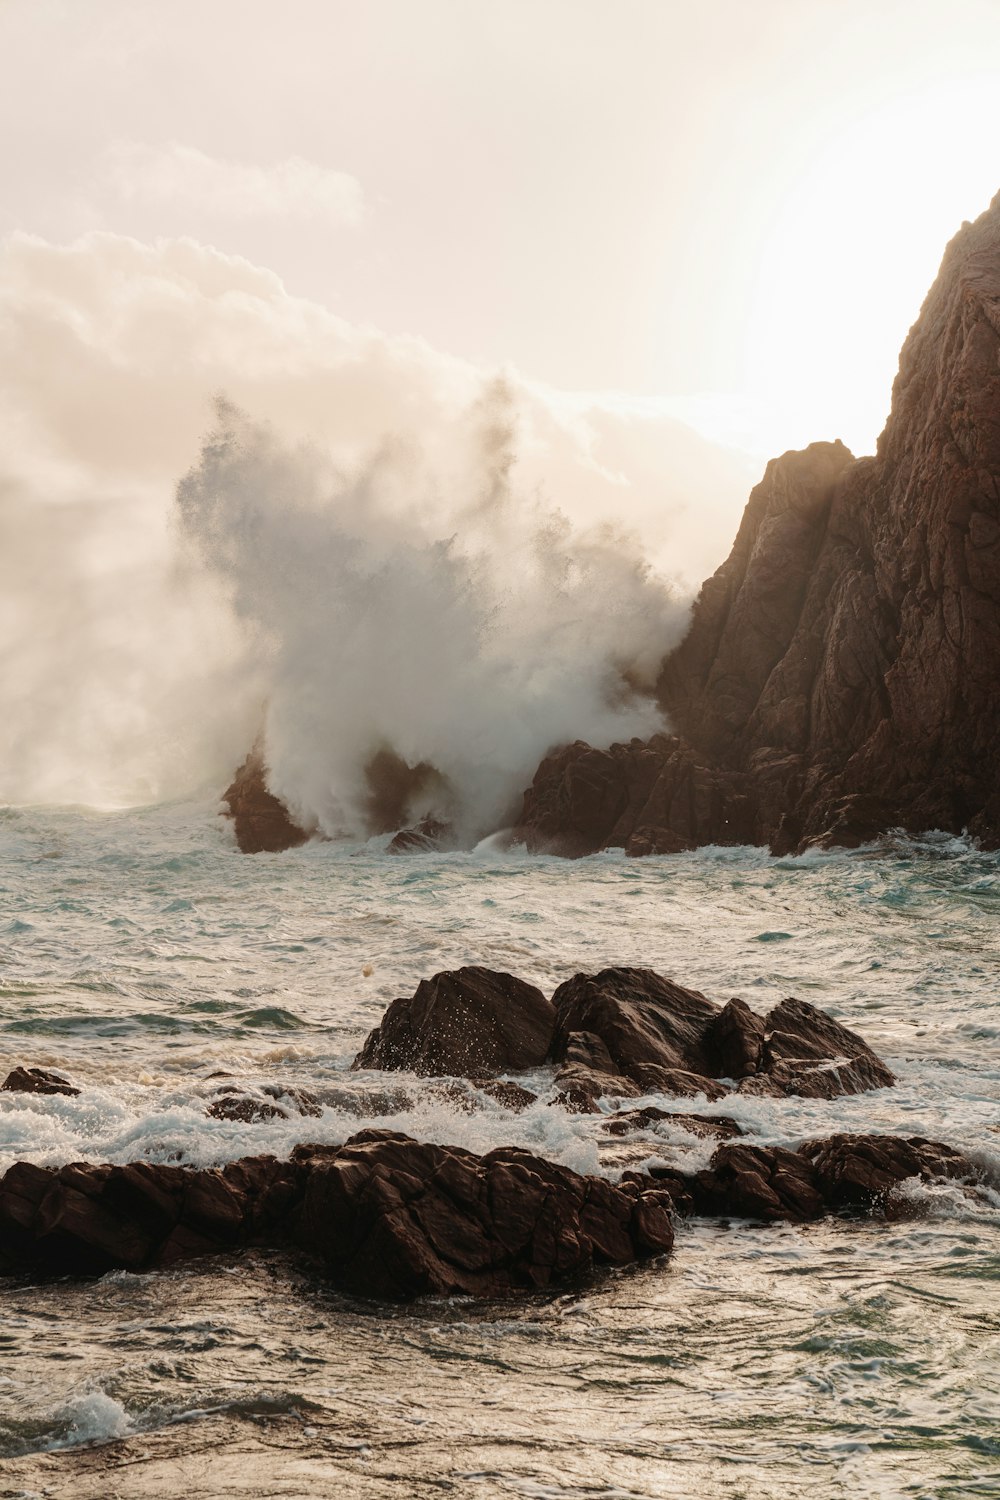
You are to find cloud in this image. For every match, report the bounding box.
[102,142,366,227]
[0,230,754,814]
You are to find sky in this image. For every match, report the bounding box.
[2,0,1000,810]
[3,0,1000,460]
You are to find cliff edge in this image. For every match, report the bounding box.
[515,192,1000,855]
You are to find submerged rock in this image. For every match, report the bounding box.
[1,1066,80,1097]
[353,966,556,1078]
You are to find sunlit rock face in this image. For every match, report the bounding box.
[517,191,1000,855]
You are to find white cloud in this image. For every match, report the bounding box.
[102,142,366,227]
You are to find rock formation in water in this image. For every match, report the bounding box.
[222,749,309,855]
[354,965,895,1106]
[516,193,1000,855]
[0,1131,674,1296]
[0,1128,979,1293]
[354,966,555,1078]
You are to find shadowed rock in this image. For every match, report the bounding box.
[292,1130,674,1298]
[222,750,309,855]
[0,1132,673,1297]
[353,967,556,1078]
[1,1066,80,1098]
[515,193,1000,856]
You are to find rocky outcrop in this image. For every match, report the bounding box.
[352,964,894,1104]
[516,193,1000,855]
[353,967,556,1078]
[545,967,894,1104]
[1,1129,975,1289]
[0,1132,674,1296]
[294,1130,675,1298]
[222,749,309,855]
[648,1132,979,1222]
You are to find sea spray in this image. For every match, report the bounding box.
[178,386,687,840]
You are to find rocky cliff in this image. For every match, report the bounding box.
[515,192,1000,855]
[224,194,1000,856]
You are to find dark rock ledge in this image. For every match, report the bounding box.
[0,1129,979,1299]
[0,964,985,1299]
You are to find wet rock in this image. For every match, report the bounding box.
[549,969,721,1080]
[686,1143,826,1222]
[739,998,895,1098]
[292,1130,675,1299]
[353,967,555,1078]
[704,998,765,1079]
[222,749,309,855]
[602,1109,742,1140]
[206,1084,323,1124]
[0,1154,302,1276]
[799,1132,976,1212]
[387,817,452,854]
[1,1066,80,1098]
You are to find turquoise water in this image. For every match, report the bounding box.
[0,800,998,1497]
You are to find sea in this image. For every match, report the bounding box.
[0,799,998,1499]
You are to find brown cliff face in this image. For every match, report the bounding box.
[516,192,1000,855]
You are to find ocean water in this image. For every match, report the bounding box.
[1,799,998,1498]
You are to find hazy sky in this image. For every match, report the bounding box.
[3,0,1000,458]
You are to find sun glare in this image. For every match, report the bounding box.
[738,76,1000,459]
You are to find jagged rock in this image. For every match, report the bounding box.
[687,1142,826,1222]
[704,998,765,1079]
[648,1132,981,1224]
[292,1130,675,1299]
[0,1133,675,1295]
[1,1066,80,1097]
[738,997,895,1097]
[222,749,309,855]
[550,969,721,1078]
[353,967,555,1078]
[799,1132,974,1211]
[0,1154,302,1276]
[516,194,1000,855]
[352,965,894,1104]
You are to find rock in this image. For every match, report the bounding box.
[206,1084,322,1124]
[686,1142,826,1222]
[515,193,1000,855]
[0,1154,302,1276]
[1,1066,80,1097]
[353,967,555,1078]
[738,997,895,1097]
[387,817,452,854]
[549,968,722,1079]
[799,1132,975,1212]
[646,1132,980,1224]
[222,749,309,855]
[292,1129,675,1299]
[704,998,765,1079]
[602,1108,742,1140]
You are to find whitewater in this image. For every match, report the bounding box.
[1,797,997,1497]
